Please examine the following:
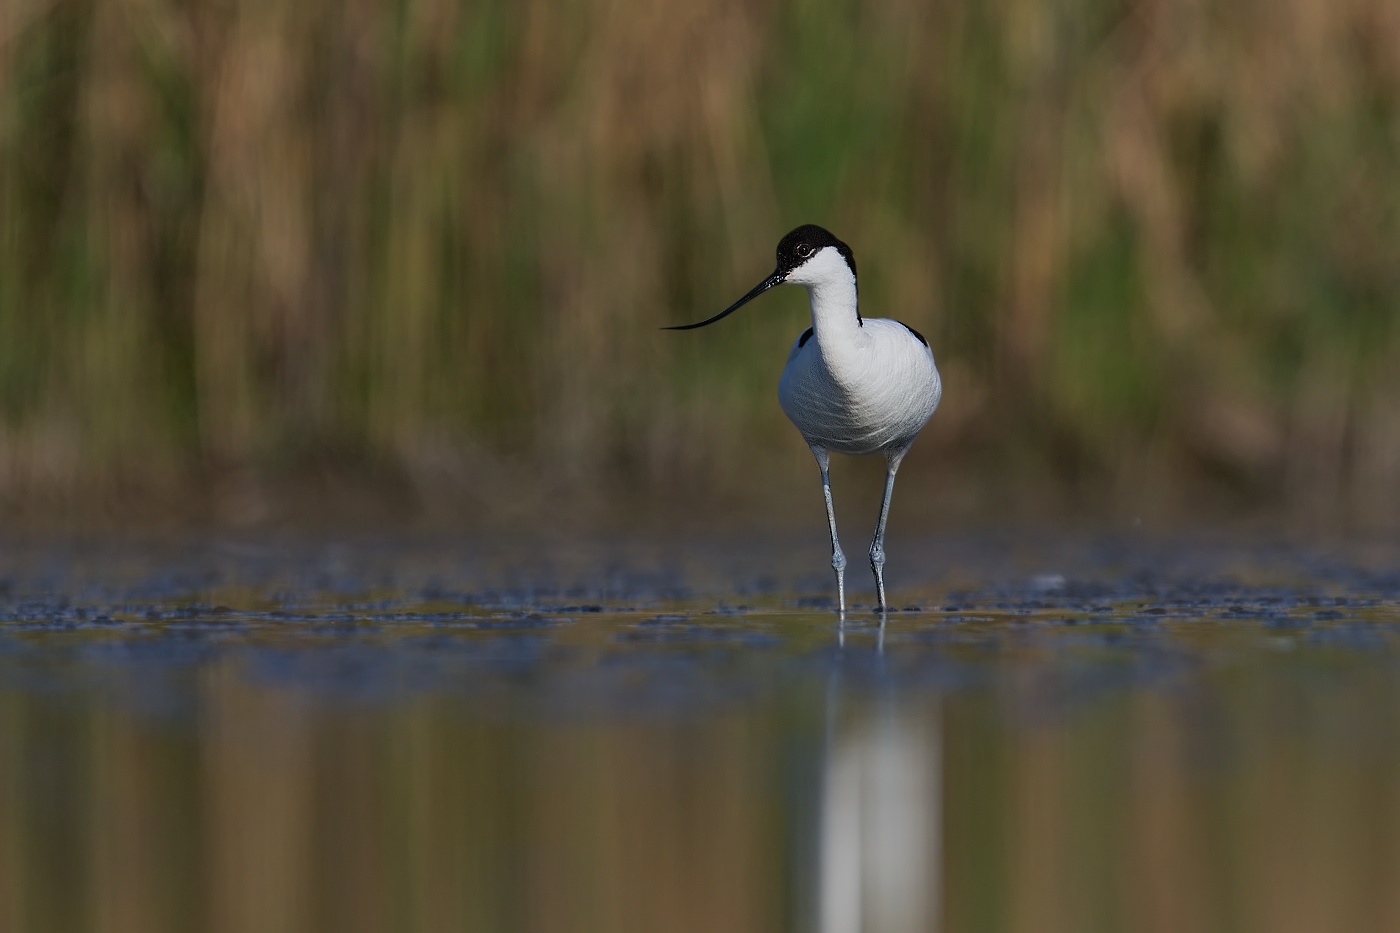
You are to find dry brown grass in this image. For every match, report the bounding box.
[1,0,1398,527]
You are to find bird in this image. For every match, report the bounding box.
[667,224,941,613]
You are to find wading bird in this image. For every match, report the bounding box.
[667,225,941,613]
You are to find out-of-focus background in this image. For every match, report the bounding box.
[6,6,1400,931]
[4,0,1399,530]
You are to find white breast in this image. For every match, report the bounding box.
[778,318,941,455]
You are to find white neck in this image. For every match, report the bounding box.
[788,247,861,343]
[806,274,860,340]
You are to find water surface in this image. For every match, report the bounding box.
[3,531,1400,933]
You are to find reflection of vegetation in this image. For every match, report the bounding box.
[6,634,1400,932]
[1,0,1398,522]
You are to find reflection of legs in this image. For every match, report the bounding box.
[870,448,907,611]
[811,445,846,613]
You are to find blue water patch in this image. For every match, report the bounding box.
[0,532,1397,723]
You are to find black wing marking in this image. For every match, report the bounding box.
[898,321,928,347]
[797,327,814,348]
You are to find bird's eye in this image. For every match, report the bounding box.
[796,244,813,259]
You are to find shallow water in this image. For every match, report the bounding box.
[3,531,1400,933]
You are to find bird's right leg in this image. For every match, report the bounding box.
[810,445,846,613]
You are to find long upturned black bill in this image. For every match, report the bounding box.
[663,271,784,330]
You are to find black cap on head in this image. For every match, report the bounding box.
[776,224,857,282]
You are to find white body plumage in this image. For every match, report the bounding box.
[777,248,941,455]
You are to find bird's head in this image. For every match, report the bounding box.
[664,224,856,331]
[774,225,857,289]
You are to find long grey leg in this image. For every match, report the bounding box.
[810,445,846,613]
[870,447,908,611]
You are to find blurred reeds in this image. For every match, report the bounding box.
[2,0,1399,526]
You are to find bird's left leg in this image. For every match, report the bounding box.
[869,447,908,611]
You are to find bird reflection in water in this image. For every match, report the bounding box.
[821,617,942,933]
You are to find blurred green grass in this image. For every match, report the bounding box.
[1,0,1399,527]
